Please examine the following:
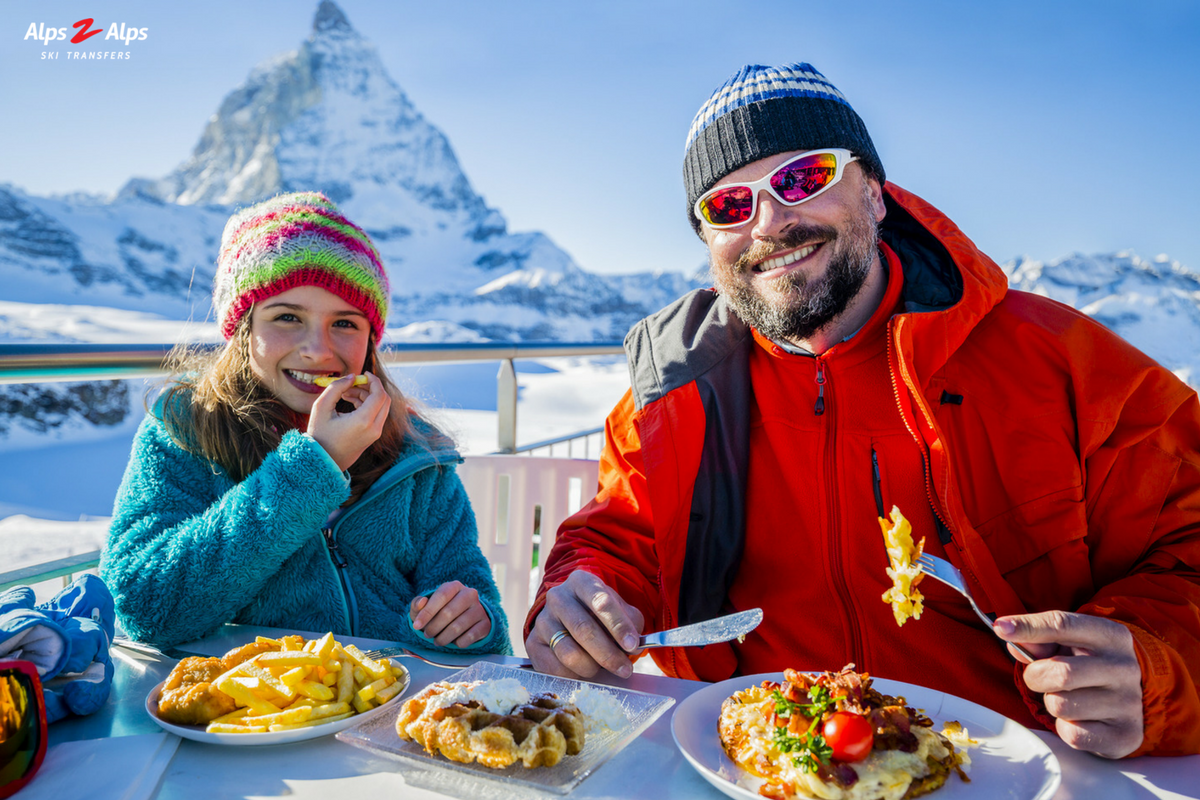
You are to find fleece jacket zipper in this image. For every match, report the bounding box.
[319,446,461,636]
[815,357,863,667]
[322,507,355,634]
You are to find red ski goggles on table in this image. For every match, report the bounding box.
[0,661,47,799]
[693,148,859,228]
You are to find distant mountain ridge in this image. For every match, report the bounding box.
[0,1,707,342]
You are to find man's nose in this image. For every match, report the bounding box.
[750,190,797,240]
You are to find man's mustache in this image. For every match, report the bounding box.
[732,224,838,274]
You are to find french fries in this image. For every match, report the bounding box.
[312,374,369,387]
[202,633,407,734]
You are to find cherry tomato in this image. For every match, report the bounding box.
[823,711,873,762]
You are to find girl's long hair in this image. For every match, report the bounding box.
[158,316,441,505]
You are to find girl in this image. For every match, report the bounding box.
[101,192,509,653]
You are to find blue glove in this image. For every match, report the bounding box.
[0,586,70,678]
[0,576,116,723]
[37,575,116,722]
[38,573,116,643]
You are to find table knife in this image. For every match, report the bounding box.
[638,608,763,649]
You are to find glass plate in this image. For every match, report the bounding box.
[336,661,675,796]
[673,672,1062,800]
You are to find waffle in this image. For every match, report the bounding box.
[396,683,586,769]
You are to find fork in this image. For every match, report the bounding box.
[363,646,532,670]
[915,553,1036,661]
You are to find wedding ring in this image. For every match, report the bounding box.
[548,629,571,650]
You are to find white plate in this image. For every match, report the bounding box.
[672,672,1062,800]
[145,667,410,746]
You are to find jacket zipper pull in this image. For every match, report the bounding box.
[323,527,348,568]
[872,448,885,518]
[814,361,826,416]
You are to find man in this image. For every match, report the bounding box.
[524,63,1200,759]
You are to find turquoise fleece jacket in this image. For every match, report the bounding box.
[101,402,510,653]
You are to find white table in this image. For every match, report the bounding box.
[40,625,1199,800]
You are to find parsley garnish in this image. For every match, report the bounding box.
[768,686,837,773]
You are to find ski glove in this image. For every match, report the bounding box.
[0,575,115,722]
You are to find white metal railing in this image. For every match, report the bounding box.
[0,341,623,591]
[0,341,623,453]
[0,551,101,593]
[515,427,605,458]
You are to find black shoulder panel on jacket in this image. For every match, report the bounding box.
[880,193,964,314]
[624,288,753,411]
[623,287,754,626]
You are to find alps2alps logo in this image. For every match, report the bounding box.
[25,18,149,46]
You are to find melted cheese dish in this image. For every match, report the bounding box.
[718,670,969,800]
[879,505,925,626]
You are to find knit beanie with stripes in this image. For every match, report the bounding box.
[683,62,885,235]
[214,192,389,340]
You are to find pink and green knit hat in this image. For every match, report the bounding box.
[214,192,390,340]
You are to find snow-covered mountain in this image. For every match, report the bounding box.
[0,1,707,343]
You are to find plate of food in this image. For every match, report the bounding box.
[336,661,675,795]
[145,631,410,745]
[673,665,1061,800]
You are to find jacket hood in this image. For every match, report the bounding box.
[881,182,1010,382]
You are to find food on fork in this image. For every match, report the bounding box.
[718,666,971,800]
[879,506,926,626]
[395,679,586,768]
[312,374,370,387]
[154,632,407,733]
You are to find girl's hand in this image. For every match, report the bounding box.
[307,372,390,471]
[410,581,492,648]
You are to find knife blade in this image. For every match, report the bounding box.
[638,608,763,649]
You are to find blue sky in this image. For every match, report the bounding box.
[2,0,1197,277]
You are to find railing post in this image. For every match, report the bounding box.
[497,358,517,454]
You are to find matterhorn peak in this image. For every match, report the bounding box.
[120,0,487,228]
[313,0,353,35]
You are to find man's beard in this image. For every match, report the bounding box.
[712,184,881,343]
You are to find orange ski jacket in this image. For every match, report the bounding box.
[530,183,1200,756]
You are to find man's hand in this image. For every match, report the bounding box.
[308,372,390,471]
[526,571,644,680]
[993,610,1143,758]
[410,581,492,648]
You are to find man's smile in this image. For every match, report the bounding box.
[751,242,822,276]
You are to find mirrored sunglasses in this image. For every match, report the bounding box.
[0,661,47,800]
[694,148,859,229]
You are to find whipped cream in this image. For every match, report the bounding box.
[425,679,531,715]
[569,685,627,733]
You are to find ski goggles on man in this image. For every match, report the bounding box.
[693,148,859,229]
[0,661,47,799]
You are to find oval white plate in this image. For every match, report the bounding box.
[672,672,1062,800]
[145,668,410,746]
